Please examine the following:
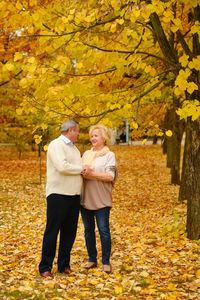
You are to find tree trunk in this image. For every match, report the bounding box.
[170,102,185,185]
[179,118,200,239]
[178,130,188,201]
[162,110,169,155]
[164,107,185,185]
[152,135,158,144]
[166,109,174,168]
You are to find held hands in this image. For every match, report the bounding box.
[82,165,93,178]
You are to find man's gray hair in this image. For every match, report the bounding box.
[61,119,78,133]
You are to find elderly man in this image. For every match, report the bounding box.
[39,119,83,278]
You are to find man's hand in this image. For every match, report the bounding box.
[82,165,92,177]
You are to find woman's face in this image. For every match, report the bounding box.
[90,129,105,150]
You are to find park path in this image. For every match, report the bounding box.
[0,145,199,299]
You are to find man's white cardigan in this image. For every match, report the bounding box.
[46,136,83,197]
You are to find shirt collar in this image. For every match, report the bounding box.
[59,134,74,146]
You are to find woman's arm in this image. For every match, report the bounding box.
[82,166,113,182]
[84,171,114,182]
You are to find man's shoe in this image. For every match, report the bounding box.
[85,262,97,269]
[40,271,53,278]
[103,264,112,274]
[60,268,73,274]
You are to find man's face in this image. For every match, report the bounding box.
[69,125,80,143]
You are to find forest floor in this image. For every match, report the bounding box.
[0,145,200,300]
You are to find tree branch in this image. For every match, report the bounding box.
[41,33,76,57]
[63,68,117,77]
[150,12,179,66]
[44,63,116,77]
[83,42,168,63]
[0,70,23,87]
[19,16,119,38]
[176,30,193,59]
[130,76,165,105]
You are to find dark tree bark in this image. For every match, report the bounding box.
[170,108,185,185]
[162,110,169,155]
[152,135,158,144]
[179,5,200,239]
[166,109,174,169]
[165,107,185,185]
[179,118,200,239]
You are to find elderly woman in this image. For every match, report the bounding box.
[81,124,117,273]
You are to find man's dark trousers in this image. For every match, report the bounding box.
[39,193,80,273]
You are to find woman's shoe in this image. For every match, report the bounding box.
[103,264,112,273]
[85,262,97,269]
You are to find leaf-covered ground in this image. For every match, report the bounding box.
[0,145,200,300]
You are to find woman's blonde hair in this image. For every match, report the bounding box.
[89,124,111,145]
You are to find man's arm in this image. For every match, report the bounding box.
[48,142,82,175]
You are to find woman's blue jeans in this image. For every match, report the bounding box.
[81,206,111,265]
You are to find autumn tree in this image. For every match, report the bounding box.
[1,0,200,239]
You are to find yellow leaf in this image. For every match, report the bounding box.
[179,54,189,67]
[93,271,103,276]
[28,57,36,64]
[174,86,183,96]
[45,281,55,288]
[19,78,28,88]
[142,139,147,145]
[16,108,23,115]
[14,52,23,61]
[34,135,42,144]
[29,0,38,6]
[44,106,49,112]
[116,19,124,25]
[43,145,48,151]
[171,25,179,33]
[32,13,40,22]
[110,0,121,10]
[80,292,88,297]
[187,82,198,94]
[85,15,93,22]
[132,122,138,129]
[41,124,48,130]
[173,18,181,27]
[76,62,83,69]
[110,23,117,33]
[62,16,68,23]
[16,1,23,10]
[114,287,123,294]
[78,279,87,286]
[158,131,164,136]
[145,65,152,73]
[89,279,99,285]
[164,294,177,300]
[167,283,176,291]
[68,14,74,21]
[93,293,99,297]
[140,271,149,277]
[104,23,110,31]
[5,63,15,71]
[29,65,37,73]
[166,130,173,137]
[196,269,200,278]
